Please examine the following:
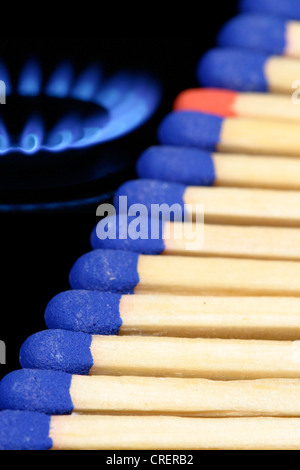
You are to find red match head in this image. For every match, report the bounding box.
[173,88,238,118]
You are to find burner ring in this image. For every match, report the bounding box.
[0,59,161,156]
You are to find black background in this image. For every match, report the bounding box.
[0,4,239,381]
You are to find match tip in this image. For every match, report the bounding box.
[0,369,73,415]
[19,330,94,375]
[0,410,52,450]
[217,14,286,55]
[197,48,269,92]
[69,249,140,294]
[239,0,300,20]
[173,88,238,117]
[114,179,186,221]
[45,290,123,335]
[158,111,223,151]
[91,214,165,255]
[137,146,216,186]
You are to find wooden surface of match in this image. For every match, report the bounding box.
[164,222,300,261]
[89,336,300,380]
[212,153,300,189]
[265,56,300,94]
[233,92,300,121]
[219,116,300,156]
[119,295,300,340]
[286,21,300,57]
[135,255,300,296]
[70,375,300,418]
[50,415,300,450]
[184,186,300,227]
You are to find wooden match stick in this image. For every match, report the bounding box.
[4,411,300,450]
[45,290,300,341]
[69,249,300,297]
[5,369,300,418]
[198,48,300,94]
[174,89,300,122]
[137,146,300,190]
[217,14,300,59]
[165,223,300,261]
[159,110,300,157]
[116,179,300,227]
[49,415,300,450]
[20,330,300,381]
[92,215,300,262]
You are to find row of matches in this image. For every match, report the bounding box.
[3,0,300,450]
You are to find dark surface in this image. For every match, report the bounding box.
[0,7,238,380]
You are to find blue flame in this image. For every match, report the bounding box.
[46,114,83,151]
[0,120,10,153]
[20,116,44,154]
[0,59,161,156]
[18,59,42,96]
[71,64,103,101]
[45,62,74,98]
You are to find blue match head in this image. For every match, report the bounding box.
[69,249,140,294]
[19,330,93,375]
[0,410,52,450]
[114,179,186,222]
[91,214,166,255]
[239,0,300,21]
[158,111,223,151]
[45,290,123,335]
[197,48,270,92]
[137,146,216,186]
[0,369,73,415]
[217,14,286,55]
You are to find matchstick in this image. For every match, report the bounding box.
[197,48,300,94]
[3,411,300,450]
[19,330,300,380]
[115,179,300,227]
[4,369,300,418]
[68,249,300,297]
[173,89,300,123]
[137,146,300,190]
[217,14,300,58]
[45,290,300,340]
[158,111,300,157]
[91,214,300,262]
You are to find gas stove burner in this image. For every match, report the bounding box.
[0,58,161,155]
[0,58,161,197]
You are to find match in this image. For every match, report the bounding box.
[217,13,300,58]
[239,0,300,21]
[158,111,300,157]
[91,214,300,262]
[68,249,300,297]
[19,329,300,380]
[115,179,300,227]
[45,290,300,340]
[197,48,300,94]
[137,146,300,190]
[173,89,300,123]
[5,411,300,450]
[4,369,300,418]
